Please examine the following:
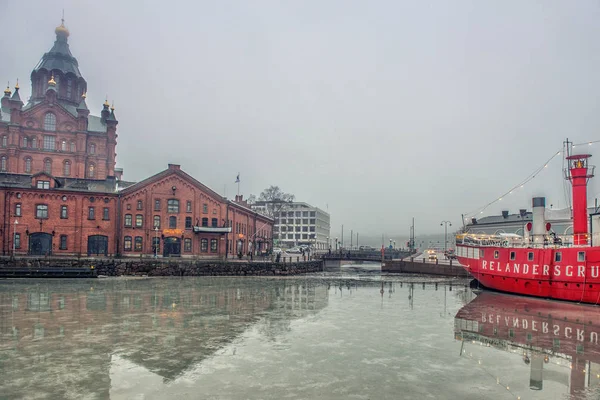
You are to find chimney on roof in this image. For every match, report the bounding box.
[168,164,180,170]
[471,218,477,225]
[502,210,509,219]
[114,168,123,181]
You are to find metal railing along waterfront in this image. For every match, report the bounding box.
[455,233,578,248]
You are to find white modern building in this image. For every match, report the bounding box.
[251,202,330,250]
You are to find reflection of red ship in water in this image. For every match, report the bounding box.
[456,145,600,303]
[455,292,600,398]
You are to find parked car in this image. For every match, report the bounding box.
[287,247,302,254]
[272,248,283,254]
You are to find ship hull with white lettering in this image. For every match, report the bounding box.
[456,151,600,304]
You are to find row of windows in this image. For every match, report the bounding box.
[3,133,97,155]
[280,226,315,232]
[274,211,317,218]
[126,199,220,215]
[124,215,220,229]
[487,249,586,263]
[277,234,315,240]
[0,156,96,177]
[277,219,317,225]
[26,204,110,220]
[123,237,218,252]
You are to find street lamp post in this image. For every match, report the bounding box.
[13,220,18,256]
[440,221,452,253]
[154,227,159,258]
[389,238,392,250]
[335,237,338,251]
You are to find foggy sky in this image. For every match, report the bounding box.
[1,1,599,244]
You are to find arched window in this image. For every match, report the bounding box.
[88,163,95,178]
[61,140,67,151]
[66,79,72,99]
[153,215,161,228]
[63,160,71,176]
[44,113,56,131]
[169,216,177,228]
[89,144,96,154]
[32,138,37,148]
[0,156,7,172]
[44,158,52,174]
[70,141,75,152]
[23,137,28,148]
[24,157,31,173]
[167,199,179,213]
[1,136,7,147]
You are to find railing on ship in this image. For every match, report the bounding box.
[455,233,576,248]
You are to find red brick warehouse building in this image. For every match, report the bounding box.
[0,20,273,258]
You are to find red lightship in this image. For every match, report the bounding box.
[456,150,600,304]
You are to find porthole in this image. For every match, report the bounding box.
[16,193,21,199]
[62,195,67,201]
[89,197,95,203]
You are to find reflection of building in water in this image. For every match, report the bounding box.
[0,278,329,398]
[455,292,600,399]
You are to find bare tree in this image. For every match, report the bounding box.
[253,186,295,218]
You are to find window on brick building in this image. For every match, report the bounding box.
[186,200,192,212]
[44,158,52,174]
[43,135,55,150]
[32,138,37,148]
[89,144,96,154]
[201,238,208,252]
[202,217,208,227]
[154,199,161,211]
[167,199,179,213]
[15,203,21,216]
[2,136,7,147]
[37,181,50,189]
[210,239,218,253]
[136,214,143,228]
[103,207,109,220]
[184,238,192,252]
[88,207,95,220]
[24,157,31,173]
[134,236,143,251]
[185,217,192,229]
[124,214,132,227]
[1,156,7,172]
[70,141,75,152]
[23,137,28,148]
[61,205,68,219]
[61,140,67,151]
[137,200,143,210]
[59,235,67,250]
[63,160,71,176]
[153,215,160,228]
[211,218,218,227]
[36,204,48,219]
[169,216,177,229]
[14,233,20,249]
[124,236,132,251]
[88,163,95,178]
[203,203,208,213]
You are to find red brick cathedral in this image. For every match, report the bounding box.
[0,21,272,258]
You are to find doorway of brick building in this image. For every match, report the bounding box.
[163,237,181,257]
[29,233,52,256]
[88,235,108,256]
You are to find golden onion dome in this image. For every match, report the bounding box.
[3,85,11,95]
[55,20,70,38]
[103,99,110,107]
[48,75,57,86]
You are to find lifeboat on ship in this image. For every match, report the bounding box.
[456,153,600,304]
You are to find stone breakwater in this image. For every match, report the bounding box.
[0,258,323,277]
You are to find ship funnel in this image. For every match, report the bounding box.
[531,197,546,245]
[566,154,595,245]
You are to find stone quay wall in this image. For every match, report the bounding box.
[0,257,323,277]
[382,259,470,277]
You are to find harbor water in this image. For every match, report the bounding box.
[1,264,598,399]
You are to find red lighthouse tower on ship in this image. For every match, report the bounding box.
[566,154,595,245]
[456,143,600,303]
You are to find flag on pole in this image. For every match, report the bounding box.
[235,173,240,183]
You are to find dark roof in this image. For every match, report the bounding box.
[0,173,118,193]
[33,34,83,79]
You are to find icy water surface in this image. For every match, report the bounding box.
[1,267,599,399]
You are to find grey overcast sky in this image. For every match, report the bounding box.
[1,1,599,243]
